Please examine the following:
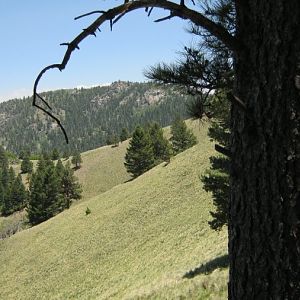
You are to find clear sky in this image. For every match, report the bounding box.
[0,0,196,102]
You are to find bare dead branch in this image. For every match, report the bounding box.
[113,10,128,25]
[83,28,96,37]
[148,7,154,17]
[74,11,106,20]
[33,102,69,144]
[36,93,52,110]
[154,14,175,22]
[33,0,242,143]
[33,63,70,143]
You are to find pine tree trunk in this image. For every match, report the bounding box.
[229,1,300,298]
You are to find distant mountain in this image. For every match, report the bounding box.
[0,81,192,154]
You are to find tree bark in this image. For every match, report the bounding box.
[229,1,300,298]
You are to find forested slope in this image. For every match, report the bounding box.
[0,81,191,154]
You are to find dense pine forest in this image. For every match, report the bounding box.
[0,81,192,155]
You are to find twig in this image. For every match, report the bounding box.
[33,103,69,144]
[113,11,128,25]
[148,7,154,17]
[83,28,96,37]
[36,93,52,110]
[154,14,175,22]
[74,11,106,20]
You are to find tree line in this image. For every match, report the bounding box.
[27,155,82,225]
[124,117,197,178]
[0,146,82,228]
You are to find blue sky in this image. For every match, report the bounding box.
[0,0,196,102]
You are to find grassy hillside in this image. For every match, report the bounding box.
[75,141,131,200]
[0,122,228,299]
[1,140,130,238]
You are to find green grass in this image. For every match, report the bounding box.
[1,142,130,237]
[0,121,228,299]
[74,141,131,200]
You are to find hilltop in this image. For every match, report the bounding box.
[0,122,228,299]
[0,81,192,154]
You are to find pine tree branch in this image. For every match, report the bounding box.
[33,0,242,143]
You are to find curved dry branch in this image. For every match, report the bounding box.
[33,0,242,143]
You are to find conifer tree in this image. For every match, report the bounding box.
[55,159,65,179]
[120,127,129,142]
[124,126,155,178]
[51,148,60,160]
[59,162,82,209]
[21,153,33,174]
[62,149,70,160]
[0,182,4,212]
[28,157,60,225]
[8,174,27,214]
[105,133,114,146]
[71,151,82,170]
[170,117,197,154]
[1,167,13,216]
[111,134,119,147]
[1,167,27,216]
[0,146,8,170]
[147,122,172,163]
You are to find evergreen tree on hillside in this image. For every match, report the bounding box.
[59,162,82,209]
[28,158,61,225]
[62,149,70,160]
[41,151,51,161]
[111,134,119,147]
[120,127,129,142]
[19,148,31,160]
[6,174,27,214]
[0,182,4,212]
[20,153,33,174]
[170,117,197,154]
[51,148,60,160]
[0,146,9,212]
[1,167,14,216]
[147,122,172,163]
[55,159,65,179]
[71,151,82,170]
[124,126,155,178]
[0,146,8,170]
[1,167,27,216]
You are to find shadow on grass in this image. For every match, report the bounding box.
[183,254,229,279]
[124,177,135,183]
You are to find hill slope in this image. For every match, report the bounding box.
[0,124,228,299]
[75,140,130,200]
[0,81,192,154]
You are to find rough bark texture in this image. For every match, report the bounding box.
[229,1,300,299]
